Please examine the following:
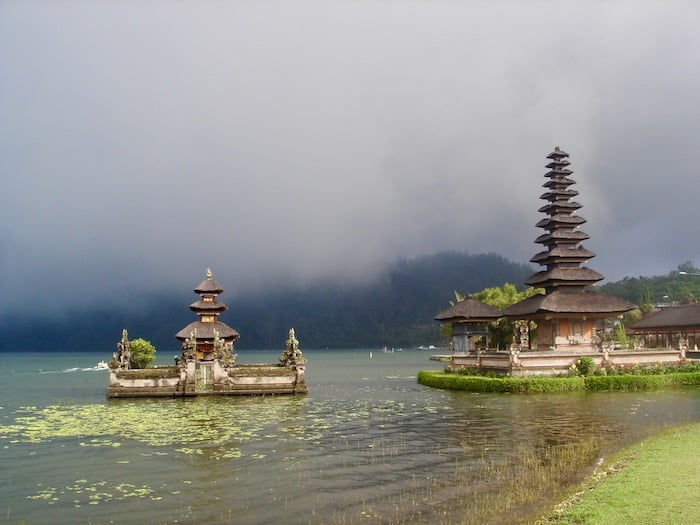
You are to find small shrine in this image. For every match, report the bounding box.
[107,269,307,397]
[434,299,501,352]
[174,268,240,361]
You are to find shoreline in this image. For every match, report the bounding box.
[534,422,700,524]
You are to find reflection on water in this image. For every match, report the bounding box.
[1,350,700,524]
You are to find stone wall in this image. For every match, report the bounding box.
[448,348,684,377]
[107,363,307,397]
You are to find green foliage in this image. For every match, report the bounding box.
[129,338,156,369]
[468,283,544,349]
[417,370,585,393]
[575,356,595,376]
[450,290,467,306]
[418,367,700,393]
[600,262,700,307]
[582,372,700,391]
[615,322,630,349]
[470,283,544,310]
[538,424,700,525]
[640,286,654,314]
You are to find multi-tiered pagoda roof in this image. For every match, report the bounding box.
[175,268,240,343]
[504,148,634,317]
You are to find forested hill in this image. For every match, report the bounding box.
[1,252,533,352]
[599,262,700,307]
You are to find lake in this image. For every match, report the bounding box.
[2,349,700,524]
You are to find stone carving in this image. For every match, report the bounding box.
[182,329,197,361]
[279,328,305,368]
[214,328,236,366]
[113,329,131,369]
[516,321,529,350]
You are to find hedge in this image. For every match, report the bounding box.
[417,370,700,394]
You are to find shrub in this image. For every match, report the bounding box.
[129,338,156,369]
[418,369,700,393]
[576,356,595,376]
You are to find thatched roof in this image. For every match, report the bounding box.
[628,304,700,331]
[534,230,590,244]
[525,267,604,287]
[530,246,596,264]
[194,277,224,294]
[503,289,636,317]
[175,320,240,341]
[434,299,501,323]
[189,299,227,312]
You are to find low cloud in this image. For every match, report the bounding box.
[2,1,699,315]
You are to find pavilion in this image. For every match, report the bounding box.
[627,303,700,356]
[434,299,501,352]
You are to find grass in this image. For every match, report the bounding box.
[417,369,700,393]
[535,422,700,524]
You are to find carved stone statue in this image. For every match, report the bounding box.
[214,328,236,366]
[182,329,197,361]
[114,329,131,369]
[517,320,529,350]
[279,328,304,368]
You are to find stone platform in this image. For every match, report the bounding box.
[443,347,685,377]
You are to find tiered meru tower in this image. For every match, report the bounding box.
[504,147,635,351]
[175,268,240,360]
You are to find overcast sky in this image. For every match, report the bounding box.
[2,1,700,315]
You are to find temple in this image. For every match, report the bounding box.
[107,269,307,397]
[439,147,685,375]
[174,268,240,361]
[502,147,635,352]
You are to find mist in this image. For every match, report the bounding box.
[2,1,699,316]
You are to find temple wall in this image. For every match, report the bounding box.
[449,349,684,377]
[107,362,307,397]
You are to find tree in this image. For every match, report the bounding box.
[470,284,544,350]
[639,287,654,314]
[130,338,156,368]
[471,283,543,310]
[445,284,544,350]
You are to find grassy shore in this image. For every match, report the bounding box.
[534,422,700,524]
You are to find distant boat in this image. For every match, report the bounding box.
[95,361,109,370]
[417,345,438,350]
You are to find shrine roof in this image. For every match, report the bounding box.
[503,289,636,317]
[627,304,700,330]
[530,246,596,263]
[524,267,604,286]
[175,320,240,341]
[189,300,228,312]
[434,298,502,322]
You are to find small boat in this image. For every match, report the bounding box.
[95,361,109,370]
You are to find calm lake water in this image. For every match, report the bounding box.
[2,349,700,525]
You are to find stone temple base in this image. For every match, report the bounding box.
[446,348,685,377]
[107,360,307,398]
